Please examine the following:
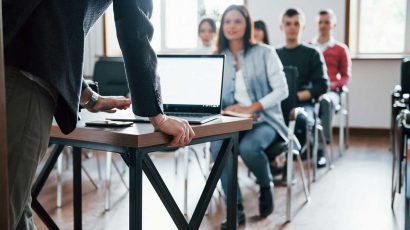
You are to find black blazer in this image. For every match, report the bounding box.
[3,0,163,134]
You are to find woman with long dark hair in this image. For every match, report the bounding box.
[211,5,288,228]
[190,18,217,54]
[254,20,270,44]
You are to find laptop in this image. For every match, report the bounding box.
[109,54,225,124]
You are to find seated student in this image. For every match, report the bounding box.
[210,5,289,229]
[276,8,330,167]
[311,9,352,145]
[254,20,270,45]
[189,18,217,54]
[211,5,288,229]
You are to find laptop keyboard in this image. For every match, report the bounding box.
[166,112,212,118]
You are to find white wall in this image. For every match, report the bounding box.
[248,0,401,129]
[349,59,401,128]
[83,18,104,77]
[248,0,346,47]
[83,1,402,129]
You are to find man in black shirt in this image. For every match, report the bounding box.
[4,0,194,228]
[276,8,329,166]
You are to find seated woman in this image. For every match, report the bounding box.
[189,18,217,54]
[211,5,289,228]
[254,20,270,45]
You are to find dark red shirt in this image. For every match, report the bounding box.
[312,38,352,91]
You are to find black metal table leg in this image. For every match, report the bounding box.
[188,137,234,229]
[73,147,82,230]
[31,144,65,230]
[129,148,143,230]
[226,134,238,230]
[34,132,241,230]
[143,156,189,229]
[32,199,59,230]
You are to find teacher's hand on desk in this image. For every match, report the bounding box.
[150,114,195,147]
[80,87,131,113]
[88,96,131,113]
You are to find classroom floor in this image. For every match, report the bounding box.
[33,133,405,230]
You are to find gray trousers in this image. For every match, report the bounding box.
[6,67,55,230]
[319,91,340,143]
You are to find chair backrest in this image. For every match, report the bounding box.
[401,57,410,95]
[92,57,129,96]
[281,66,299,125]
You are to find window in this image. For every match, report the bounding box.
[103,0,244,56]
[349,0,410,56]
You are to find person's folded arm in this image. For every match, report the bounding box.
[258,49,289,110]
[112,0,163,117]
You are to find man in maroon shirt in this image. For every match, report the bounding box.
[312,9,352,158]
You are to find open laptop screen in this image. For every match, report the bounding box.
[157,55,224,114]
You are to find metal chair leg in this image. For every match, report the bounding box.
[319,126,333,170]
[57,147,100,209]
[392,122,397,208]
[121,158,127,175]
[57,154,63,208]
[81,164,99,190]
[286,121,297,222]
[344,90,350,149]
[174,149,180,175]
[183,147,189,216]
[339,109,345,157]
[96,151,102,183]
[105,151,112,210]
[295,151,310,202]
[405,134,409,230]
[392,113,403,207]
[112,158,129,190]
[312,118,319,182]
[64,147,70,170]
[286,137,294,222]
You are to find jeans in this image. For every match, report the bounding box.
[210,122,277,205]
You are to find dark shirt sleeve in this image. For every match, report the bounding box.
[112,0,163,117]
[308,50,330,100]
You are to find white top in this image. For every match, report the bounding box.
[231,47,288,110]
[234,70,253,106]
[311,36,337,52]
[187,44,215,55]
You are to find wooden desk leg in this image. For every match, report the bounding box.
[129,149,143,230]
[226,134,238,230]
[73,147,82,230]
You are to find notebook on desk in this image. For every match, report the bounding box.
[109,54,225,124]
